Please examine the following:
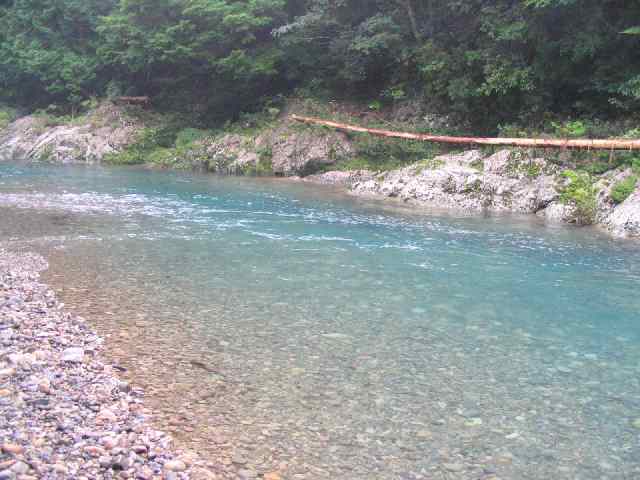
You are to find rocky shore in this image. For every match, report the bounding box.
[0,249,215,480]
[1,103,639,239]
[298,149,640,239]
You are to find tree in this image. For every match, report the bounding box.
[97,0,287,119]
[0,0,116,109]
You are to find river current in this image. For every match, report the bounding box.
[1,163,639,479]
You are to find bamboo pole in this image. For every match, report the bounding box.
[291,114,640,151]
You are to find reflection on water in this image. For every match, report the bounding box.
[1,163,640,479]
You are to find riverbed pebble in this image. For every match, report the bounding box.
[0,249,213,479]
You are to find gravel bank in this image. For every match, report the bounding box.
[0,249,216,480]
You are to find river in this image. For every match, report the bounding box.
[1,162,639,479]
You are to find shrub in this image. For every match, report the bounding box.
[147,148,176,167]
[558,170,597,224]
[414,156,445,172]
[552,120,587,138]
[104,128,162,165]
[582,161,613,175]
[351,135,441,172]
[175,128,210,148]
[610,175,638,204]
[0,107,17,130]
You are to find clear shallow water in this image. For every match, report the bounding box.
[1,163,640,479]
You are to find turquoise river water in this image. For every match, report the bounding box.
[1,162,640,479]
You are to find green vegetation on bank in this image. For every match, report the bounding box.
[1,1,640,135]
[611,176,638,204]
[558,170,597,225]
[0,106,17,130]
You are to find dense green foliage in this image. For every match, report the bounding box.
[1,1,640,129]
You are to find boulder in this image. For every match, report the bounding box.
[0,103,140,164]
[541,202,576,223]
[269,129,353,175]
[298,170,374,186]
[350,150,558,214]
[203,126,353,175]
[604,187,640,238]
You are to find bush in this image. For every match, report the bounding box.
[0,107,17,130]
[105,127,170,165]
[147,148,176,167]
[558,170,597,225]
[175,128,210,148]
[552,120,587,138]
[582,161,613,175]
[610,175,638,204]
[350,135,441,172]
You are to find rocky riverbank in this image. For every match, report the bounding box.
[0,104,141,164]
[298,149,640,239]
[0,249,216,479]
[1,101,639,239]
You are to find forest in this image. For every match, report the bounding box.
[1,0,639,132]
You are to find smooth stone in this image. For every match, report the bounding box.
[599,461,614,470]
[61,347,84,363]
[96,409,118,424]
[190,468,217,480]
[632,418,640,429]
[264,473,283,480]
[163,460,186,472]
[464,418,483,427]
[101,437,118,450]
[51,464,67,474]
[137,466,154,480]
[8,354,33,367]
[231,454,247,465]
[1,444,24,455]
[112,454,131,470]
[10,462,28,475]
[443,463,464,472]
[238,469,257,479]
[321,333,352,340]
[84,446,106,457]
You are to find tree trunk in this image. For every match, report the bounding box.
[291,115,640,151]
[398,0,421,42]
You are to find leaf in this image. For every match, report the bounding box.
[622,27,640,35]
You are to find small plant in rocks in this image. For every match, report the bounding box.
[610,175,638,204]
[558,170,597,224]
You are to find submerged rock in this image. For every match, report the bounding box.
[61,347,85,363]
